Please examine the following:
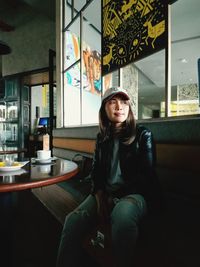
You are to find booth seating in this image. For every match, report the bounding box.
[32,118,200,267]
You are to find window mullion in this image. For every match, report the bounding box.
[165,4,172,117]
[80,11,83,125]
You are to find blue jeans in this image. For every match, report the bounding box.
[56,193,147,267]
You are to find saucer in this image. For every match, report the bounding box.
[33,157,57,164]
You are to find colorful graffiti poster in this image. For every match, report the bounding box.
[83,42,101,95]
[64,31,80,70]
[102,0,168,75]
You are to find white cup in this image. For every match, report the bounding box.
[37,150,51,160]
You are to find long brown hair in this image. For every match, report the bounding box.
[99,100,136,144]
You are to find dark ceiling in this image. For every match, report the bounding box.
[0,0,55,32]
[0,0,55,78]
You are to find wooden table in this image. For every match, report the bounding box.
[0,158,78,266]
[0,158,78,192]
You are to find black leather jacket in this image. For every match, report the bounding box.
[91,125,161,207]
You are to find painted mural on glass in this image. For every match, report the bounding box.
[102,0,167,75]
[64,31,80,70]
[64,31,101,95]
[83,42,101,95]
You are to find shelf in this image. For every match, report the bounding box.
[2,120,18,124]
[0,77,30,157]
[3,97,18,101]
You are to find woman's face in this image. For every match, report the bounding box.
[105,94,130,127]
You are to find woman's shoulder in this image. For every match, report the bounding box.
[136,124,151,134]
[136,124,153,141]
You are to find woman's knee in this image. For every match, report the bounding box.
[111,195,147,231]
[111,202,135,225]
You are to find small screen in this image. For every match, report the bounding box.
[38,117,49,127]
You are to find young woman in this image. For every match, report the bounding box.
[57,87,161,267]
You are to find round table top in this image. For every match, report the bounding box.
[0,158,78,193]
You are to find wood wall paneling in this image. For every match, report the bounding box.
[53,138,95,154]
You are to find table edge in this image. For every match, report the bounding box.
[0,168,79,193]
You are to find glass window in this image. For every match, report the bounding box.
[64,63,81,126]
[120,50,165,120]
[23,85,29,102]
[82,0,101,124]
[103,70,119,94]
[64,17,80,70]
[0,102,6,122]
[74,0,87,12]
[63,0,102,126]
[5,80,18,98]
[6,123,18,142]
[65,0,72,26]
[62,0,200,124]
[65,0,87,27]
[7,101,18,121]
[24,105,29,123]
[31,85,50,134]
[171,0,200,116]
